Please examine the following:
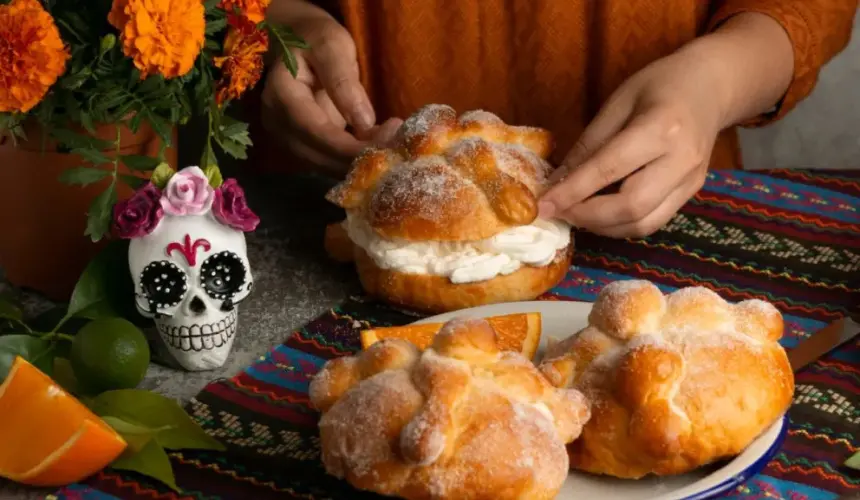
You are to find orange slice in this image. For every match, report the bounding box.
[361,312,542,359]
[0,356,127,487]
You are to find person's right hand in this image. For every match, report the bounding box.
[261,1,402,175]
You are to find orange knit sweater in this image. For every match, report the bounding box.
[315,0,856,169]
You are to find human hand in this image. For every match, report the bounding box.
[539,46,728,238]
[261,1,402,175]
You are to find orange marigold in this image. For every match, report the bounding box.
[218,0,271,24]
[0,0,69,113]
[108,0,205,80]
[213,15,269,106]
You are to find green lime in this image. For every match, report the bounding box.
[70,317,151,393]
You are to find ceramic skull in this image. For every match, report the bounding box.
[114,166,260,371]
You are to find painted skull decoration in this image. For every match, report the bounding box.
[113,166,260,371]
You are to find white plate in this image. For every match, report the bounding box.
[414,301,787,500]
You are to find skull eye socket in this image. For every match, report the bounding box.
[140,261,188,309]
[200,251,246,301]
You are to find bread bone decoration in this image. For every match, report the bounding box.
[310,318,591,500]
[539,280,794,478]
[325,104,574,313]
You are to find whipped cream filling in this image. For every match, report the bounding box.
[345,214,571,284]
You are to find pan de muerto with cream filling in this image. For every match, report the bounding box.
[539,280,794,479]
[324,104,573,313]
[309,317,591,500]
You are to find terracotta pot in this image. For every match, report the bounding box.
[0,121,177,301]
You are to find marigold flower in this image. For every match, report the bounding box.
[218,0,271,24]
[108,0,205,80]
[213,15,269,106]
[0,0,69,113]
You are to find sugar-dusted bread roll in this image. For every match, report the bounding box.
[310,317,591,499]
[539,280,794,478]
[324,104,573,313]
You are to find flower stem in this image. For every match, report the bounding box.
[114,125,122,178]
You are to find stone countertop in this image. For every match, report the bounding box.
[0,172,362,499]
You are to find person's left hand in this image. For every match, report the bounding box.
[539,45,728,238]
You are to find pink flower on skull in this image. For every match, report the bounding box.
[160,166,214,216]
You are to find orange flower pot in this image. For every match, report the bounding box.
[0,121,177,301]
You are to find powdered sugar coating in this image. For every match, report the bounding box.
[538,280,793,477]
[311,319,590,499]
[326,104,559,243]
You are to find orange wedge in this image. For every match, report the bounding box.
[360,312,542,359]
[0,356,127,487]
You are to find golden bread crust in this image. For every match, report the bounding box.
[325,105,555,241]
[309,318,591,500]
[539,280,794,478]
[353,244,573,314]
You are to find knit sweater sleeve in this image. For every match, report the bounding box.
[708,0,858,126]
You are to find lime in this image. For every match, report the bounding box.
[70,317,151,393]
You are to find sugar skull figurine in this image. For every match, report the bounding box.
[113,166,260,371]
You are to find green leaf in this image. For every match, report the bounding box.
[147,114,172,146]
[150,162,175,189]
[219,121,248,139]
[215,137,248,160]
[205,16,227,34]
[120,174,147,190]
[58,167,111,186]
[51,128,112,150]
[267,24,309,78]
[129,113,144,134]
[89,389,226,452]
[137,75,165,95]
[72,148,111,165]
[84,182,118,243]
[280,49,299,79]
[68,239,130,318]
[120,155,161,171]
[846,451,860,470]
[110,439,179,492]
[80,111,97,135]
[66,240,148,328]
[61,66,91,90]
[0,299,22,322]
[75,300,118,320]
[102,415,168,452]
[202,165,223,189]
[0,336,54,381]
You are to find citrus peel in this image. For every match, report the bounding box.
[0,356,127,486]
[360,312,542,359]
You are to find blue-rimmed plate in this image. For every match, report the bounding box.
[415,301,788,500]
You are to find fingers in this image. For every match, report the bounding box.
[541,107,672,219]
[365,117,404,147]
[306,26,375,131]
[263,62,368,159]
[548,92,636,184]
[586,168,706,239]
[555,153,691,228]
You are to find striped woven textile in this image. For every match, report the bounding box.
[50,169,860,500]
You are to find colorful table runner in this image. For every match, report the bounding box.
[50,169,860,500]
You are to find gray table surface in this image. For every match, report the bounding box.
[0,172,360,499]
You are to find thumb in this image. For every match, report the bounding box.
[307,29,375,132]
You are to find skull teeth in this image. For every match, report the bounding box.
[156,311,237,352]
